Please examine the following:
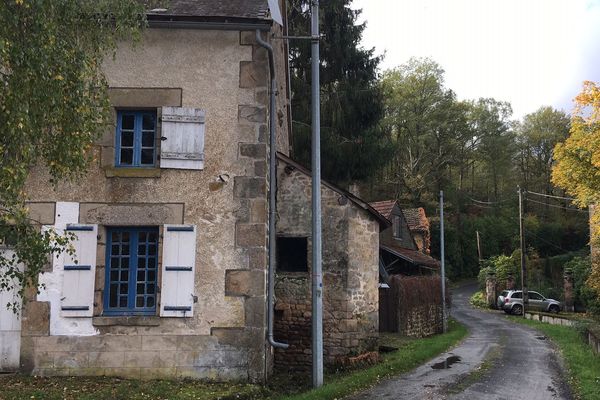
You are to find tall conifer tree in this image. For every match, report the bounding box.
[288,0,390,186]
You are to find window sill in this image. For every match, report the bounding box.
[104,167,161,178]
[92,316,160,327]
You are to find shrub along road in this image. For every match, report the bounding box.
[346,282,572,400]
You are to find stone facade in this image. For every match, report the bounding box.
[273,157,380,370]
[18,25,289,382]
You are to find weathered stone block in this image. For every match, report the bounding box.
[177,335,218,352]
[254,160,266,177]
[244,297,266,328]
[240,31,257,45]
[25,202,55,225]
[141,335,179,351]
[108,87,182,108]
[22,301,50,336]
[235,224,266,248]
[234,177,266,199]
[80,203,183,225]
[239,143,266,159]
[247,248,267,270]
[239,61,268,88]
[250,199,267,223]
[53,351,89,369]
[238,105,266,124]
[225,270,265,297]
[88,351,125,368]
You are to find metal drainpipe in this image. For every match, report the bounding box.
[255,29,289,350]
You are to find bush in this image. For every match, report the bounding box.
[477,254,519,289]
[566,256,600,314]
[469,291,487,309]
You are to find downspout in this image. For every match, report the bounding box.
[256,29,289,349]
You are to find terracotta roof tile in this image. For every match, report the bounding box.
[402,207,429,232]
[369,200,396,220]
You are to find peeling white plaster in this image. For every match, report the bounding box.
[37,202,98,336]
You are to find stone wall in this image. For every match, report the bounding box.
[273,161,379,370]
[20,28,289,382]
[400,304,443,338]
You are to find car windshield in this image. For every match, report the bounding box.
[501,290,509,297]
[511,292,522,299]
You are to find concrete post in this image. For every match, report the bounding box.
[486,271,497,309]
[506,273,516,290]
[564,269,574,312]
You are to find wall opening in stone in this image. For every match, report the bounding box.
[276,237,308,272]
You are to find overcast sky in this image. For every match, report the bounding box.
[352,0,600,119]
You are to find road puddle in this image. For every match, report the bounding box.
[431,355,461,369]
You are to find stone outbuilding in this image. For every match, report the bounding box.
[273,153,390,371]
[0,0,293,382]
[370,200,440,277]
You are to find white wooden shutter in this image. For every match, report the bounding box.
[160,225,197,317]
[160,107,206,170]
[0,249,22,371]
[60,224,97,317]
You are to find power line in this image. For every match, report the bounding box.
[523,228,570,254]
[524,197,588,213]
[525,190,577,202]
[467,196,512,205]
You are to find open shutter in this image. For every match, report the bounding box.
[160,107,206,170]
[60,224,97,317]
[160,225,197,317]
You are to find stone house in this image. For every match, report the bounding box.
[0,1,294,382]
[370,200,439,277]
[274,154,390,371]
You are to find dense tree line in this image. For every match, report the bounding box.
[288,2,589,280]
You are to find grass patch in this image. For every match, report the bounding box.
[0,375,269,400]
[273,319,468,400]
[508,316,600,399]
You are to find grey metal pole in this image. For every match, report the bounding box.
[440,190,447,333]
[518,186,528,317]
[310,0,323,389]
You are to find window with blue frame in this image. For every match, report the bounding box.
[104,227,159,315]
[115,110,156,167]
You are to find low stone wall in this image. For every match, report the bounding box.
[524,312,575,327]
[400,304,443,337]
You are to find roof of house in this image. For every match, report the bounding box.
[277,153,391,229]
[369,200,396,220]
[146,0,270,19]
[402,207,430,232]
[381,244,440,269]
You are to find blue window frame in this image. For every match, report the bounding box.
[115,110,156,167]
[104,227,159,316]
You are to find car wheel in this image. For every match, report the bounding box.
[549,305,559,314]
[512,304,523,315]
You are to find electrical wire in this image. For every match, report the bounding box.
[523,228,571,254]
[467,196,512,205]
[525,190,577,202]
[525,197,588,213]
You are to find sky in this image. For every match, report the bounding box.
[352,0,600,119]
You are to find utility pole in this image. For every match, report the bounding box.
[476,230,482,263]
[440,191,447,333]
[310,0,323,389]
[518,186,528,317]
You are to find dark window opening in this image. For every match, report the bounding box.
[277,237,308,272]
